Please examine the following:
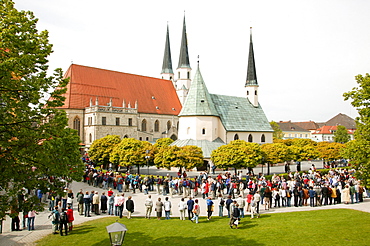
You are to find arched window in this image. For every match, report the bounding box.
[123,135,128,138]
[247,91,249,95]
[73,117,80,136]
[234,134,239,140]
[202,128,206,135]
[167,121,171,131]
[146,137,149,141]
[141,119,147,132]
[261,134,266,143]
[154,120,159,132]
[255,90,257,95]
[248,134,253,142]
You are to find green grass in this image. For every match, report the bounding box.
[36,209,370,246]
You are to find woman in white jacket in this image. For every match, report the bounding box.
[178,198,187,220]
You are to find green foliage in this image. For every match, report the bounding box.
[89,135,121,168]
[334,125,351,143]
[211,140,263,170]
[270,121,283,139]
[343,73,370,185]
[110,138,152,167]
[316,141,344,161]
[154,145,203,170]
[261,143,289,164]
[0,1,83,218]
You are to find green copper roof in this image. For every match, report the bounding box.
[210,94,273,132]
[179,65,219,116]
[177,15,191,69]
[161,24,173,74]
[171,139,225,159]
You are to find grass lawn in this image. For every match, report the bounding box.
[36,209,370,246]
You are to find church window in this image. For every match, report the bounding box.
[154,120,159,132]
[142,119,147,132]
[255,90,257,95]
[178,72,180,79]
[116,117,120,126]
[187,71,190,79]
[124,135,128,138]
[167,121,171,131]
[247,91,249,95]
[248,134,253,142]
[202,128,206,135]
[187,127,190,135]
[89,133,92,143]
[170,76,173,80]
[102,117,106,125]
[234,134,239,140]
[88,117,92,126]
[73,117,81,136]
[128,118,133,126]
[139,137,142,140]
[146,137,149,141]
[261,134,266,143]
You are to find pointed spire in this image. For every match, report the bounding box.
[179,65,218,116]
[246,27,258,86]
[161,23,173,74]
[177,14,191,69]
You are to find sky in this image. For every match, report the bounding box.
[14,0,370,123]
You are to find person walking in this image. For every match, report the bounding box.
[126,196,134,219]
[155,197,164,220]
[145,195,153,219]
[178,198,187,220]
[229,203,240,229]
[191,199,200,224]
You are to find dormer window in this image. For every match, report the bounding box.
[200,100,205,103]
[152,96,155,99]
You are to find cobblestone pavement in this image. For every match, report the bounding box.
[1,164,368,245]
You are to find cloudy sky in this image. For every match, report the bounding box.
[14,0,369,122]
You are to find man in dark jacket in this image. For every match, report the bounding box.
[187,197,195,220]
[225,195,233,218]
[126,196,134,219]
[229,203,240,229]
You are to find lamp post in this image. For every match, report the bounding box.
[145,150,150,175]
[106,221,128,246]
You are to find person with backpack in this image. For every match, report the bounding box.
[59,208,69,236]
[48,206,60,234]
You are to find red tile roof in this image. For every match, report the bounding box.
[58,64,182,115]
[313,125,354,134]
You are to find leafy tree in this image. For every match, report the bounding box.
[154,145,203,170]
[89,135,121,169]
[0,1,83,218]
[270,121,284,139]
[343,73,370,185]
[261,143,290,165]
[110,138,152,173]
[316,142,344,161]
[334,125,351,143]
[286,139,318,162]
[211,140,263,172]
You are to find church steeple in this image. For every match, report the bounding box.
[245,27,259,107]
[176,14,192,105]
[161,23,174,81]
[177,15,191,69]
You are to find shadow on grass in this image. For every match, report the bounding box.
[71,224,96,235]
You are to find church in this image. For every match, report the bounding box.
[56,16,273,153]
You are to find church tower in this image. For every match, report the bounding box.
[160,24,174,83]
[176,15,192,105]
[245,27,259,107]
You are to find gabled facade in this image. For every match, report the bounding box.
[312,125,355,142]
[277,121,311,139]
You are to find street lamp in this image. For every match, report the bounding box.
[106,221,128,246]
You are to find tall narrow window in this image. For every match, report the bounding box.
[234,134,239,140]
[141,119,147,132]
[154,120,159,132]
[73,117,81,136]
[128,118,133,126]
[89,133,92,143]
[116,117,120,126]
[187,71,190,79]
[261,134,266,143]
[167,121,171,131]
[248,134,253,142]
[202,128,206,135]
[102,117,106,125]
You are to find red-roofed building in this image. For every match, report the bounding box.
[57,64,182,147]
[312,125,355,142]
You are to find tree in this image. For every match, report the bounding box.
[343,73,370,185]
[154,145,204,170]
[211,140,263,172]
[270,121,284,139]
[261,143,290,165]
[316,142,344,162]
[334,125,351,143]
[286,139,319,162]
[0,1,83,218]
[110,138,152,173]
[89,135,121,169]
